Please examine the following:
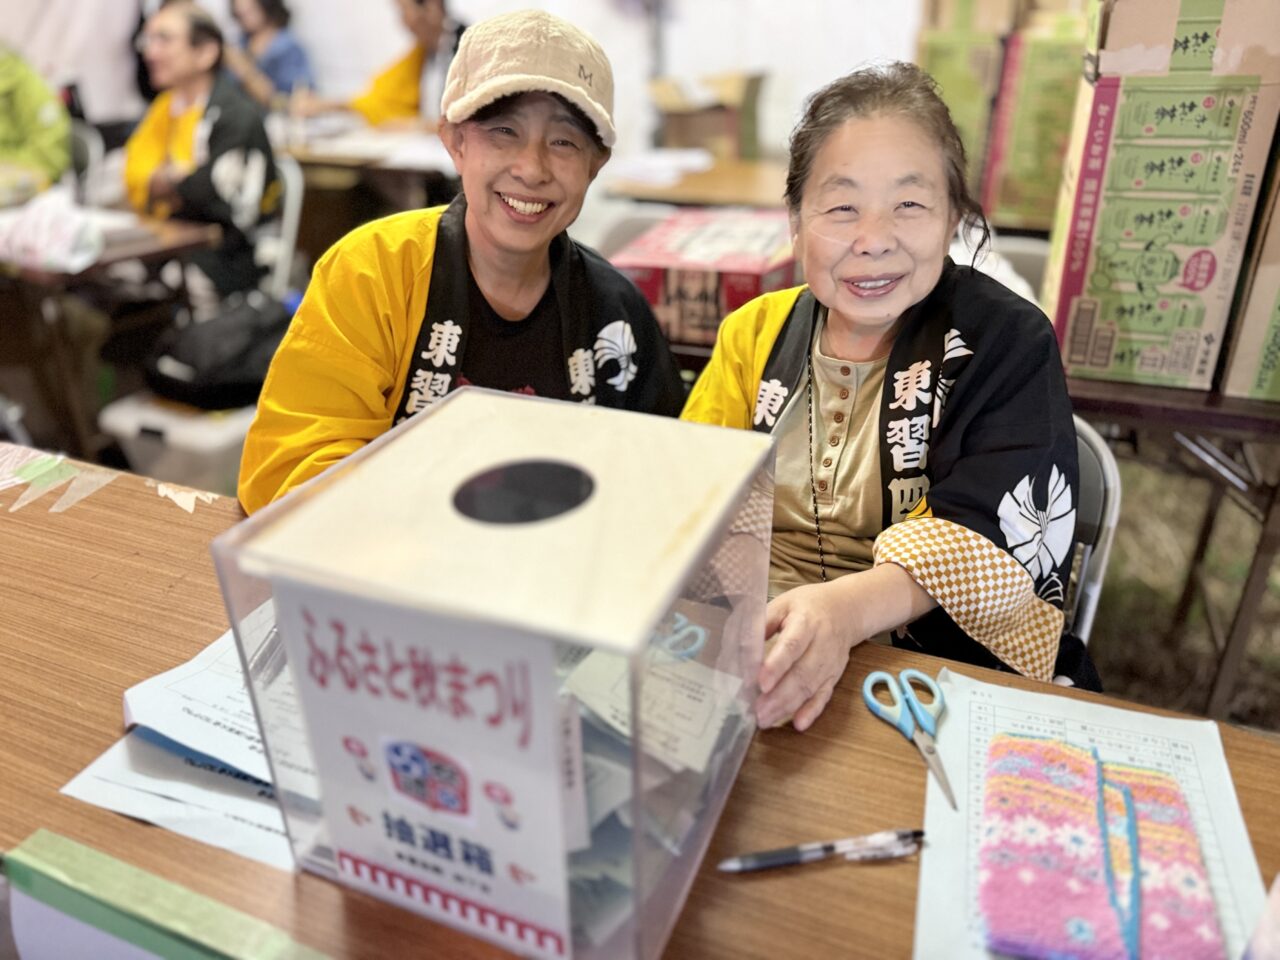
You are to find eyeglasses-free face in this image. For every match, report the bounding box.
[794,113,959,347]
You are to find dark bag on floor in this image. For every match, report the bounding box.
[144,291,291,410]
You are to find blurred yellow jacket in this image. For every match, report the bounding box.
[348,45,425,126]
[0,50,70,184]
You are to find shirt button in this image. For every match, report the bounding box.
[817,479,828,491]
[834,412,845,423]
[822,457,832,467]
[829,436,839,447]
[839,388,850,400]
[840,365,851,376]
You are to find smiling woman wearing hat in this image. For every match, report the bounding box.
[238,10,686,515]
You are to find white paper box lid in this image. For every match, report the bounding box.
[237,389,773,654]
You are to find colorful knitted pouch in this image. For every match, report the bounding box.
[978,733,1225,960]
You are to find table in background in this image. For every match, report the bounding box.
[1068,377,1280,719]
[0,218,220,457]
[607,158,788,208]
[288,130,458,261]
[2,444,1277,958]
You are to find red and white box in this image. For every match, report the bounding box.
[611,209,799,346]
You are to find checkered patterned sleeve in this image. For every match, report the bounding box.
[873,517,1061,681]
[685,477,774,600]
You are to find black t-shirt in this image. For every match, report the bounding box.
[458,273,569,399]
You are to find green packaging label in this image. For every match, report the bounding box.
[1089,239,1186,297]
[1169,20,1220,72]
[1114,84,1245,140]
[1107,143,1234,194]
[1100,197,1229,244]
[1252,289,1280,398]
[1093,292,1207,333]
[1069,315,1205,385]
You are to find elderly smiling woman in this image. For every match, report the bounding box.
[683,62,1080,732]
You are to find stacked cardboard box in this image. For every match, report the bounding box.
[609,209,798,346]
[649,72,765,162]
[1221,160,1280,400]
[920,0,1088,228]
[917,0,1023,191]
[1041,0,1280,390]
[981,10,1089,229]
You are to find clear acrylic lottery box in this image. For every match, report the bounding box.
[211,389,774,960]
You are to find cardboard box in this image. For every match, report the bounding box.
[920,0,1026,32]
[1040,0,1280,390]
[649,72,764,161]
[1222,163,1280,399]
[918,30,1007,190]
[981,11,1089,230]
[919,1,1087,196]
[610,209,798,346]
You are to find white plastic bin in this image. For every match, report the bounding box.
[98,392,256,496]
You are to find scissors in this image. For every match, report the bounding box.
[862,669,957,810]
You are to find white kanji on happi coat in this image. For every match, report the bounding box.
[567,348,596,396]
[888,475,931,520]
[888,360,933,412]
[753,379,789,428]
[886,414,931,471]
[423,320,462,367]
[404,371,452,414]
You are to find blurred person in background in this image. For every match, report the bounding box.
[0,46,70,202]
[294,0,464,129]
[126,0,279,310]
[224,0,315,108]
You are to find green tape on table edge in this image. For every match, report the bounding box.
[3,830,328,960]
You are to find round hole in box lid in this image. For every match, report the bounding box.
[453,460,594,524]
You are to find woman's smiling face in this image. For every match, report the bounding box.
[794,113,958,337]
[443,92,607,262]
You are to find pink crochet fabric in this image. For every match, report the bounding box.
[978,734,1225,960]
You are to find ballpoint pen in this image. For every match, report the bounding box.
[717,828,924,873]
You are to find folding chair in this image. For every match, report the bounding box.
[1068,414,1123,645]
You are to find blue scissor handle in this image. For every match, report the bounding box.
[862,670,915,741]
[897,668,945,739]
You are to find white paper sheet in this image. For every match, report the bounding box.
[563,651,741,774]
[606,148,714,187]
[378,135,454,173]
[913,669,1267,960]
[304,129,454,173]
[61,728,292,871]
[123,621,273,782]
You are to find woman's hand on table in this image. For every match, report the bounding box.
[756,580,863,732]
[755,563,937,732]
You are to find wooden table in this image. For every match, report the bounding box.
[1,217,220,457]
[1068,377,1280,719]
[1,447,1276,958]
[607,159,789,208]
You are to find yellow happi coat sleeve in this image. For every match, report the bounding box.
[237,207,445,514]
[680,286,805,429]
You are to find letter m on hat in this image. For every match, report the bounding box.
[578,63,593,87]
